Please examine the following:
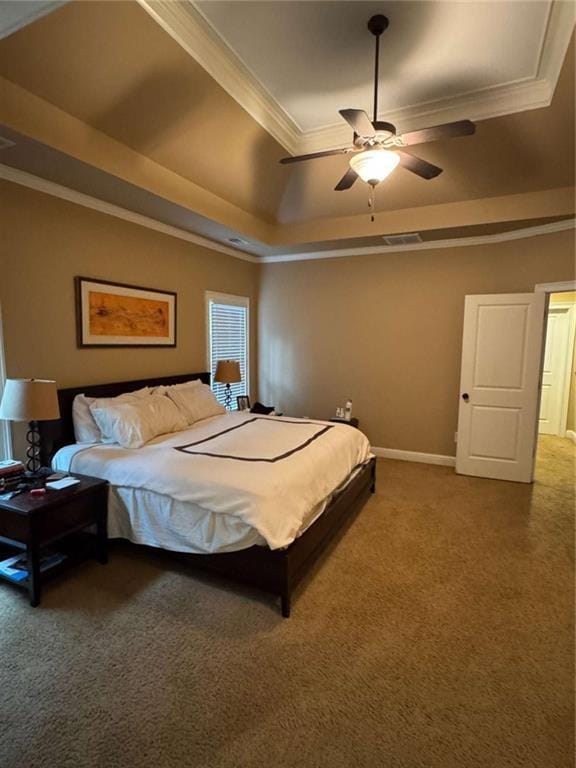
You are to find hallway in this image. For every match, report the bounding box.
[534,435,576,508]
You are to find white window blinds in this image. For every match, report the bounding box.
[206,292,249,409]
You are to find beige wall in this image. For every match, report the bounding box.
[259,230,576,456]
[0,180,259,459]
[2,177,575,462]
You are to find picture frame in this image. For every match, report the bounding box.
[75,277,177,347]
[237,395,251,412]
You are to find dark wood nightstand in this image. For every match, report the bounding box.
[0,474,108,606]
[330,417,360,429]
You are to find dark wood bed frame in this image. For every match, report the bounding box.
[39,372,376,617]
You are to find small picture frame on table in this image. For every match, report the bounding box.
[237,396,251,412]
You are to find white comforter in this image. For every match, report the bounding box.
[54,413,371,550]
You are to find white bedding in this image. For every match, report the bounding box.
[108,485,266,554]
[53,412,372,552]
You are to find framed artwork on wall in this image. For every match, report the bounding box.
[75,277,177,347]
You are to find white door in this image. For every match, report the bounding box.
[539,305,573,435]
[456,292,546,483]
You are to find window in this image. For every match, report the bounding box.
[0,304,12,459]
[206,292,249,409]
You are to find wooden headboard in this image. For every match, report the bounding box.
[39,371,210,465]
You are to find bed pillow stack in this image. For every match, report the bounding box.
[72,378,226,449]
[90,395,188,449]
[165,381,225,425]
[72,387,152,444]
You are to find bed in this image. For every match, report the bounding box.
[39,372,376,616]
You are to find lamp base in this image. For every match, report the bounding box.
[224,384,232,411]
[26,420,42,475]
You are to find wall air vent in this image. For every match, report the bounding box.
[382,233,422,246]
[0,136,16,150]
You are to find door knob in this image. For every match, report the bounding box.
[462,393,469,401]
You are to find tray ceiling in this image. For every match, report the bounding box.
[197,0,550,131]
[142,0,574,153]
[0,0,573,256]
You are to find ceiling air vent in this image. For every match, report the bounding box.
[382,233,422,246]
[0,136,16,150]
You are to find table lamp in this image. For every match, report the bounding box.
[214,360,241,410]
[0,379,60,474]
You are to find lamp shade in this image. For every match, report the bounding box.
[214,360,241,384]
[349,148,400,185]
[0,379,60,422]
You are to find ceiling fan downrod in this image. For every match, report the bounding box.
[367,15,389,124]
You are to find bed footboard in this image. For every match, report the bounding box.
[171,457,376,617]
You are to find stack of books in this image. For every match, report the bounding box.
[0,459,26,493]
[0,550,67,583]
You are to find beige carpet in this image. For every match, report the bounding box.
[0,449,574,768]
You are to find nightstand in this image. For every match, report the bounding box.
[330,417,360,429]
[0,474,108,606]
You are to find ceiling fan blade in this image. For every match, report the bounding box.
[397,151,443,180]
[334,167,358,191]
[280,148,351,165]
[339,109,376,138]
[399,120,475,147]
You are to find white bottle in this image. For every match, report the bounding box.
[344,399,352,421]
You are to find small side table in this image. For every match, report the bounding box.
[330,417,360,429]
[0,474,108,606]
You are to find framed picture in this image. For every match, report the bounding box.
[75,277,176,347]
[237,395,251,412]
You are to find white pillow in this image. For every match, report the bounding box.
[72,387,152,444]
[153,379,202,397]
[90,395,188,449]
[72,395,102,443]
[166,383,225,425]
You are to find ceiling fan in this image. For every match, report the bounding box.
[279,14,476,208]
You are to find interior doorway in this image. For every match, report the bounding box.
[535,290,576,488]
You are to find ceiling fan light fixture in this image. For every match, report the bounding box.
[349,149,399,185]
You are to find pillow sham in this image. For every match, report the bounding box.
[153,379,202,397]
[166,382,225,425]
[72,394,102,443]
[90,394,188,449]
[72,387,153,444]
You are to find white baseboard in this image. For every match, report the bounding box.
[566,430,576,444]
[372,447,456,467]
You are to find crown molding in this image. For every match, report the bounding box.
[137,0,302,154]
[0,163,260,263]
[2,165,574,267]
[260,219,576,264]
[299,77,555,153]
[139,0,574,155]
